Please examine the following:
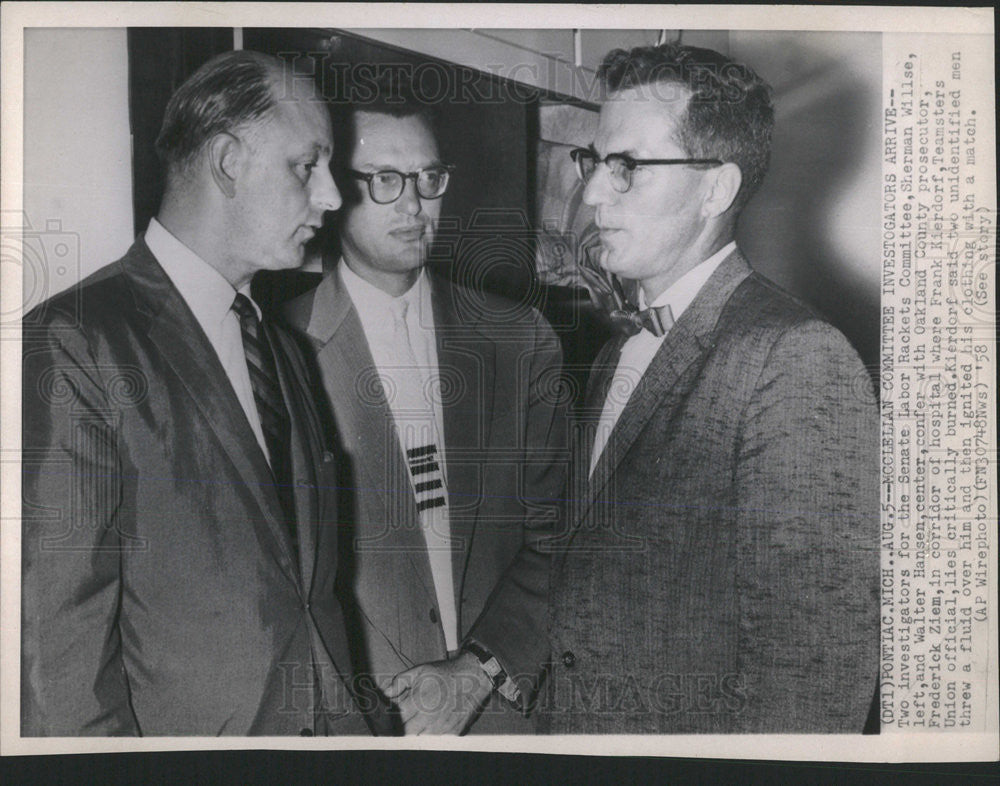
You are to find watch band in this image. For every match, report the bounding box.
[463,640,508,692]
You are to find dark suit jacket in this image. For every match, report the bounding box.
[21,239,368,736]
[539,250,879,733]
[283,269,567,733]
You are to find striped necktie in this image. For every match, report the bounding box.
[388,297,458,650]
[232,293,297,543]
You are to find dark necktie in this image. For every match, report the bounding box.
[231,293,297,543]
[608,303,675,337]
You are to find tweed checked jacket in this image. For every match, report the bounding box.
[539,250,879,734]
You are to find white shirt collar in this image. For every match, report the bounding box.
[640,241,737,321]
[145,217,258,324]
[338,258,430,332]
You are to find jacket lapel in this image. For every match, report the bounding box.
[430,277,494,611]
[574,335,626,469]
[580,250,754,522]
[296,271,434,600]
[122,241,301,584]
[269,325,321,595]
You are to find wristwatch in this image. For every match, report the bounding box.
[463,640,520,704]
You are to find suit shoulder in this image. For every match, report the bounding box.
[21,257,142,402]
[24,257,135,337]
[728,273,822,331]
[717,273,865,369]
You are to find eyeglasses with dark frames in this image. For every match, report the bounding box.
[348,165,456,204]
[569,148,722,194]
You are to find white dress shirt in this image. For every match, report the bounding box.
[589,241,737,475]
[340,260,459,650]
[339,261,446,469]
[145,218,270,463]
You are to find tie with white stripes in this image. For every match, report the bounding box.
[389,298,457,650]
[232,293,297,544]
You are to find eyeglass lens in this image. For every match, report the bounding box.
[574,153,631,193]
[370,169,450,203]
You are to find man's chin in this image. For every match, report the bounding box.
[271,249,310,272]
[387,249,427,272]
[392,237,430,259]
[597,247,628,277]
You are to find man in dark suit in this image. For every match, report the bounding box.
[283,78,567,734]
[21,50,369,735]
[539,43,879,733]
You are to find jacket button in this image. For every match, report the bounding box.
[299,727,313,736]
[429,607,439,624]
[561,650,576,668]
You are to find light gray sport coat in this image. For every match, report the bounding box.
[284,269,568,734]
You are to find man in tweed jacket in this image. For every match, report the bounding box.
[539,43,878,733]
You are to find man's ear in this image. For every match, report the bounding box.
[702,162,743,218]
[207,132,243,198]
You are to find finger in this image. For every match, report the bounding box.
[397,695,420,726]
[383,683,402,700]
[415,719,440,735]
[421,714,460,736]
[433,717,461,736]
[403,711,431,735]
[383,679,406,700]
[384,670,416,699]
[417,704,456,736]
[444,709,473,736]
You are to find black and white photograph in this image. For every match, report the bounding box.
[1,2,995,766]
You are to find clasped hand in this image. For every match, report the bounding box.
[384,651,493,735]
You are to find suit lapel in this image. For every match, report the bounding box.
[269,325,320,595]
[575,335,626,469]
[580,251,754,522]
[431,277,493,610]
[299,271,434,601]
[122,242,301,584]
[585,323,708,507]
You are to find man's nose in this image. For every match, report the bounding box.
[394,178,422,217]
[312,165,342,213]
[582,164,615,208]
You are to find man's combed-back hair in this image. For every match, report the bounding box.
[598,42,775,211]
[333,67,441,173]
[154,50,283,175]
[348,66,440,127]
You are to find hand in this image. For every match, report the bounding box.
[384,651,493,735]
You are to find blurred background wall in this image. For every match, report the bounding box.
[21,28,133,314]
[732,31,881,372]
